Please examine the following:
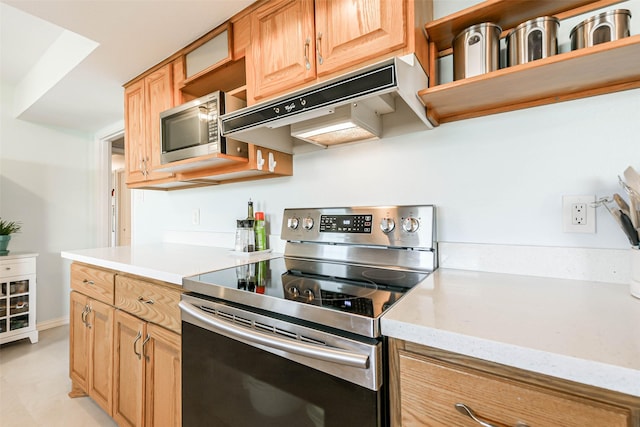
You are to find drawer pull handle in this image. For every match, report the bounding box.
[455,403,498,427]
[81,306,88,326]
[137,296,154,305]
[82,279,95,285]
[304,37,311,70]
[133,331,142,359]
[316,32,323,65]
[5,267,11,270]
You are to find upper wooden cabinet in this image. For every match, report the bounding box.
[247,0,432,103]
[314,0,406,76]
[124,63,175,186]
[248,0,317,101]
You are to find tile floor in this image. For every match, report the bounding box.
[0,326,117,426]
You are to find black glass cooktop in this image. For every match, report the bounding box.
[185,257,428,320]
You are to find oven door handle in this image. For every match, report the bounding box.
[179,300,370,369]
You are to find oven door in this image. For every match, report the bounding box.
[179,294,386,427]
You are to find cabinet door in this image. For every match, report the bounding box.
[249,0,316,101]
[88,298,114,416]
[69,291,89,392]
[124,79,147,184]
[144,324,181,427]
[314,0,406,77]
[113,310,146,427]
[144,65,175,180]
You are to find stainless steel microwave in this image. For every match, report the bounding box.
[160,91,248,164]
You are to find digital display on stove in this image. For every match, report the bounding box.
[319,214,372,233]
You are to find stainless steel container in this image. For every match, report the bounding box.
[570,9,631,50]
[453,22,502,80]
[507,16,559,66]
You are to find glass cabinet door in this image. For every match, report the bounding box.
[1,278,32,332]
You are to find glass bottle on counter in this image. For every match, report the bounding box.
[254,211,267,251]
[234,219,255,252]
[247,199,254,220]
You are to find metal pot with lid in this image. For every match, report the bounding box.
[507,16,560,66]
[453,22,502,80]
[570,9,632,50]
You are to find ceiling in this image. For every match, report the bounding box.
[0,0,253,134]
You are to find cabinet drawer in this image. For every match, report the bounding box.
[115,275,181,334]
[71,263,115,305]
[398,351,631,427]
[0,258,36,279]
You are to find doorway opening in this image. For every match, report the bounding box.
[110,135,131,246]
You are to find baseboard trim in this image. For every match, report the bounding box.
[37,316,69,331]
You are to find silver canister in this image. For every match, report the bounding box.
[453,22,502,80]
[507,16,559,66]
[570,9,632,50]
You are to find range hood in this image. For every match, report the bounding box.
[220,54,434,154]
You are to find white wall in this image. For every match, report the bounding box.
[133,87,640,248]
[0,83,98,325]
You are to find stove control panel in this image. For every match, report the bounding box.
[281,205,435,250]
[320,214,372,233]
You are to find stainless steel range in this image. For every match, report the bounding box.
[180,205,436,427]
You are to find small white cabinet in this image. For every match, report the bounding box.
[0,253,38,344]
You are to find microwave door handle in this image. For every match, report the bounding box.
[179,300,369,369]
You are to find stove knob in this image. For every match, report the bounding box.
[303,289,315,302]
[380,217,395,233]
[288,286,300,298]
[287,217,299,229]
[402,217,420,233]
[302,217,314,230]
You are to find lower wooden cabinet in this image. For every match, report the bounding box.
[389,339,639,427]
[112,306,181,427]
[144,323,182,427]
[69,291,115,416]
[69,263,182,427]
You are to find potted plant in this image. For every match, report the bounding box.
[0,218,22,255]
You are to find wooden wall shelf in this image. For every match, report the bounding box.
[180,57,246,98]
[418,35,640,125]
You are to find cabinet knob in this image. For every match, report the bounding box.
[137,296,154,305]
[82,279,95,285]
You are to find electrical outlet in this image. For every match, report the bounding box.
[563,195,596,233]
[192,208,200,225]
[572,203,587,225]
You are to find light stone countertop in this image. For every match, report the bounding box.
[60,244,640,397]
[381,268,640,397]
[61,243,279,285]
